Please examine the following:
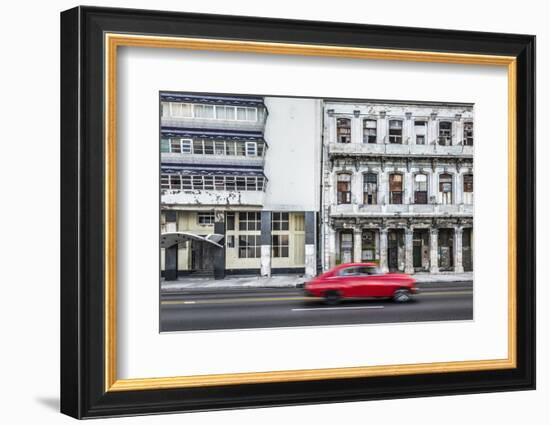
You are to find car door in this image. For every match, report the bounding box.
[357,266,387,297]
[347,266,376,297]
[336,266,364,297]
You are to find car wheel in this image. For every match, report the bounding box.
[393,289,412,303]
[324,290,341,305]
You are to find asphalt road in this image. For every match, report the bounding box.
[159,281,473,332]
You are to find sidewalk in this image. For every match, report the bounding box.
[161,272,473,292]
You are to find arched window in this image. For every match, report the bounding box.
[389,120,403,144]
[438,121,452,145]
[363,173,378,205]
[363,119,377,143]
[463,174,473,204]
[439,173,453,204]
[389,173,403,204]
[414,174,428,204]
[337,173,352,204]
[336,118,351,143]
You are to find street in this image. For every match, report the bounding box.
[160,281,473,332]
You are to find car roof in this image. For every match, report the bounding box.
[336,262,378,268]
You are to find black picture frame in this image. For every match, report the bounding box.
[60,5,536,419]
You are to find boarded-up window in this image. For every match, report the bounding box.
[415,121,427,145]
[363,119,377,143]
[389,173,403,204]
[389,120,403,144]
[438,121,452,145]
[337,118,352,143]
[464,122,474,146]
[363,173,378,205]
[414,174,428,204]
[439,173,453,204]
[337,173,352,204]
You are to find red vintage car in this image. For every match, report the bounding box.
[304,262,417,304]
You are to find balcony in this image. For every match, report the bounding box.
[161,189,265,207]
[161,153,265,168]
[328,142,473,158]
[330,203,473,216]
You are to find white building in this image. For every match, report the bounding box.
[321,100,474,274]
[160,93,321,279]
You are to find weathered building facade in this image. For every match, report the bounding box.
[160,93,321,279]
[321,100,474,274]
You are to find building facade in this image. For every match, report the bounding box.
[321,100,474,274]
[160,93,321,279]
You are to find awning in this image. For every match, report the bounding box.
[161,232,224,249]
[161,127,266,143]
[160,164,267,179]
[160,92,265,107]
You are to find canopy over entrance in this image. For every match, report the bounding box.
[160,232,224,249]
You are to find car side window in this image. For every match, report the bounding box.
[339,267,358,276]
[366,266,382,275]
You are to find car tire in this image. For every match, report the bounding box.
[393,288,413,303]
[324,290,341,305]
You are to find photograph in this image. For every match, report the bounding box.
[159,92,475,332]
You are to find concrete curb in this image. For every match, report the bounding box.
[160,278,473,293]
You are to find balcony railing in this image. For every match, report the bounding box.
[330,203,473,216]
[328,142,473,157]
[162,190,265,207]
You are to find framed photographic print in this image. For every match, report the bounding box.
[60,6,536,419]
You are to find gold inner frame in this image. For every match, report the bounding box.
[104,33,517,392]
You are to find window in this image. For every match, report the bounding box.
[363,173,378,205]
[414,174,428,204]
[193,104,215,119]
[160,138,170,153]
[226,213,235,230]
[215,105,236,120]
[193,140,204,154]
[337,173,352,204]
[389,120,403,144]
[439,173,453,204]
[463,174,473,205]
[389,173,403,204]
[238,235,261,258]
[361,230,376,261]
[239,212,261,231]
[169,138,192,154]
[161,175,265,192]
[272,212,289,231]
[464,121,474,146]
[214,141,225,155]
[245,142,257,156]
[363,119,377,143]
[161,102,170,117]
[272,235,289,258]
[170,175,182,190]
[336,118,352,143]
[170,102,192,117]
[236,107,258,121]
[197,212,214,225]
[438,121,452,145]
[415,121,427,145]
[160,174,169,190]
[181,176,192,190]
